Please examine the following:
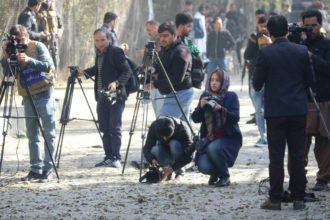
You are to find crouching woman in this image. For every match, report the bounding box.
[192,68,242,187]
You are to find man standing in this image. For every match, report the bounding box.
[5,25,56,183]
[253,15,314,210]
[151,21,194,120]
[102,11,129,53]
[18,0,48,42]
[78,29,131,168]
[302,9,330,191]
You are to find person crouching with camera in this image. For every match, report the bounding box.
[143,116,195,181]
[191,68,242,187]
[77,28,131,168]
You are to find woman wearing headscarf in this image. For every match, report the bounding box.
[191,68,242,187]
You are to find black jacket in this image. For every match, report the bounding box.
[143,117,194,170]
[84,44,132,101]
[18,7,40,41]
[303,35,330,102]
[253,37,314,117]
[207,30,235,59]
[243,33,259,75]
[154,39,193,95]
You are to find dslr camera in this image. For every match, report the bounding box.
[3,33,27,65]
[99,89,118,106]
[203,95,221,111]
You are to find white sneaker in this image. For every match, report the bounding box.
[111,159,121,168]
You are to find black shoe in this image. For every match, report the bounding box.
[21,171,42,181]
[39,170,52,183]
[215,177,230,187]
[208,175,218,185]
[293,200,306,210]
[95,159,112,167]
[246,116,256,124]
[312,180,328,191]
[260,199,281,210]
[174,168,185,179]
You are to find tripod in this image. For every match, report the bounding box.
[55,66,102,168]
[122,42,197,177]
[0,59,60,180]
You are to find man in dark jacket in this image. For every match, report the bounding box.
[151,21,194,120]
[302,9,330,191]
[253,15,314,210]
[18,0,48,41]
[143,116,194,180]
[78,28,131,168]
[206,17,235,73]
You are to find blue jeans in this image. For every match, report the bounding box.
[250,82,266,139]
[159,87,194,120]
[23,87,56,173]
[149,88,164,118]
[97,99,125,160]
[150,140,184,167]
[197,138,234,179]
[205,57,227,90]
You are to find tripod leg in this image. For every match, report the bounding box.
[55,124,66,168]
[122,91,142,175]
[77,79,102,139]
[0,83,15,176]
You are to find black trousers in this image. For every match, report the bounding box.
[266,116,307,202]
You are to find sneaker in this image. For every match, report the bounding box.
[21,171,42,181]
[246,116,256,124]
[215,177,230,187]
[260,199,281,210]
[255,138,268,147]
[111,159,122,168]
[312,180,329,191]
[293,200,306,210]
[39,170,52,183]
[95,159,112,167]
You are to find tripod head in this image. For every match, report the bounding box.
[68,66,79,77]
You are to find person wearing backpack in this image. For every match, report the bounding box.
[77,28,132,168]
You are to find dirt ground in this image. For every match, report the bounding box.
[0,74,329,220]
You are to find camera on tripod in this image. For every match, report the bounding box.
[99,89,118,106]
[203,95,221,111]
[3,33,27,65]
[142,41,156,68]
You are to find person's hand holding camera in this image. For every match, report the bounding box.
[108,81,118,92]
[161,166,173,181]
[200,97,209,108]
[16,52,30,64]
[151,159,158,167]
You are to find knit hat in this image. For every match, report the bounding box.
[28,0,42,7]
[155,117,175,137]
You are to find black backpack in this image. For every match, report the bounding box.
[125,57,140,95]
[190,54,205,89]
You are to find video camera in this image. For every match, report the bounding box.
[3,33,27,65]
[288,23,313,33]
[68,66,79,77]
[142,41,155,67]
[99,89,118,106]
[288,23,313,44]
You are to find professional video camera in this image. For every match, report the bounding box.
[288,23,313,44]
[203,95,221,111]
[3,33,27,65]
[142,41,155,68]
[99,89,118,106]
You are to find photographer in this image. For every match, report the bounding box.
[301,9,330,191]
[191,68,242,187]
[253,15,314,210]
[151,21,194,120]
[143,116,194,181]
[18,0,48,42]
[2,25,56,183]
[78,28,131,168]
